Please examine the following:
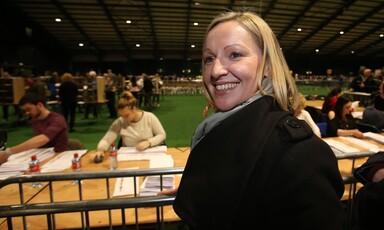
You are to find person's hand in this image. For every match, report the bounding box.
[89,151,104,162]
[157,187,178,196]
[136,140,151,151]
[372,168,384,182]
[0,151,9,166]
[352,129,364,139]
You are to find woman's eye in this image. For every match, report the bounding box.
[229,52,242,59]
[204,56,215,64]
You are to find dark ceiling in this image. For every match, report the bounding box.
[2,0,384,63]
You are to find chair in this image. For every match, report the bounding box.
[356,122,381,133]
[317,113,329,123]
[68,138,86,150]
[316,122,328,138]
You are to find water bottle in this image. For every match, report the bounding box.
[29,155,42,188]
[72,153,82,184]
[109,143,118,170]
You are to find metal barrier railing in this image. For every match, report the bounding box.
[0,167,184,230]
[0,167,361,230]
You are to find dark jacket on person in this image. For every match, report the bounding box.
[174,96,345,230]
[353,151,384,230]
[327,114,358,137]
[59,81,78,105]
[362,105,384,131]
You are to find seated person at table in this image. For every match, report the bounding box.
[327,96,364,138]
[349,68,379,93]
[321,87,342,114]
[94,91,166,158]
[293,93,321,138]
[352,151,384,229]
[362,80,384,131]
[0,92,69,166]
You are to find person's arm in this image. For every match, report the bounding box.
[157,187,178,196]
[337,128,364,139]
[96,122,120,154]
[136,113,166,151]
[0,134,50,165]
[301,110,321,138]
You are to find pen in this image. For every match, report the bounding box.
[119,178,124,192]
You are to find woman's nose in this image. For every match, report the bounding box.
[211,59,228,78]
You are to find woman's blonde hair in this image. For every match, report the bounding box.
[117,91,137,110]
[61,72,73,82]
[292,93,306,115]
[202,10,298,111]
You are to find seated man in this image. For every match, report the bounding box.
[353,151,384,229]
[0,92,69,166]
[362,80,384,131]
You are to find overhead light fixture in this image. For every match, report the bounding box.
[380,34,383,38]
[193,22,198,26]
[297,28,302,32]
[55,18,61,22]
[126,20,131,24]
[191,44,195,48]
[79,43,84,47]
[194,2,200,5]
[136,44,140,47]
[340,31,344,35]
[351,51,355,54]
[315,49,319,53]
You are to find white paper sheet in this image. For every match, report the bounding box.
[0,148,55,180]
[117,145,167,154]
[40,149,88,173]
[113,167,140,197]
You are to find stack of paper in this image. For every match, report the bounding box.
[323,139,359,154]
[40,149,88,173]
[140,175,175,197]
[0,148,55,180]
[364,132,384,144]
[118,145,167,154]
[340,136,383,152]
[115,145,175,196]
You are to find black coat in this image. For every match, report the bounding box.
[353,151,384,230]
[59,81,78,105]
[174,96,345,230]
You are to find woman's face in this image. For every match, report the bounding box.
[203,20,264,111]
[118,106,136,122]
[342,101,352,116]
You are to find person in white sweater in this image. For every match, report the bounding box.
[293,93,322,138]
[94,91,166,158]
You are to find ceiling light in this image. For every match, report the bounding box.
[55,18,61,22]
[126,20,131,24]
[193,22,198,26]
[315,49,319,53]
[297,28,302,32]
[191,44,195,48]
[340,31,344,35]
[380,34,383,38]
[79,43,84,47]
[351,51,354,54]
[136,44,140,47]
[194,2,200,5]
